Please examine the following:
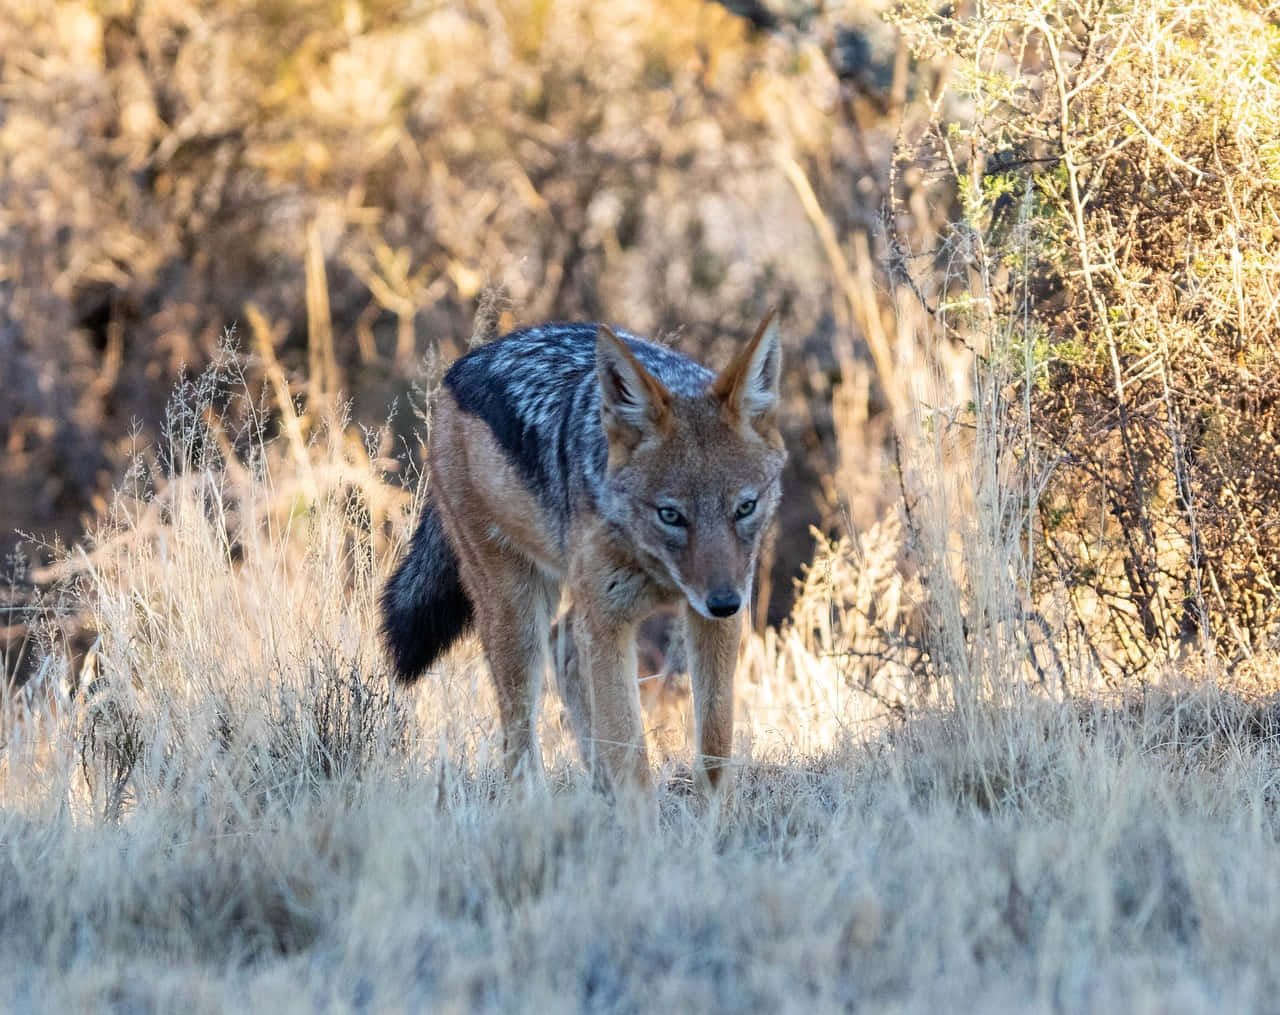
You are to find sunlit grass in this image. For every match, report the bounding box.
[2,334,1278,1011]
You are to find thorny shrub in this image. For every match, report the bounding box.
[894,0,1280,679]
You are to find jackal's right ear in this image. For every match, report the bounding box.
[596,325,671,446]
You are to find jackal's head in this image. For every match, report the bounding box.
[596,311,787,621]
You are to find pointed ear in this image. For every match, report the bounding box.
[596,325,671,445]
[712,309,782,426]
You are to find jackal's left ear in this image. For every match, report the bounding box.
[597,325,671,445]
[713,309,782,428]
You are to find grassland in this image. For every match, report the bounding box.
[1,339,1276,1013]
[5,0,1280,1011]
[11,690,1280,1012]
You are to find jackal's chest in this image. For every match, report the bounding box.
[564,521,682,623]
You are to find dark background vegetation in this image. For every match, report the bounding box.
[2,0,939,684]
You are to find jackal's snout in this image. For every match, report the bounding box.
[705,588,742,618]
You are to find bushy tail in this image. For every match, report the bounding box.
[380,499,473,682]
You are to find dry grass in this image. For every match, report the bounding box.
[12,690,1280,1012]
[2,318,1279,1011]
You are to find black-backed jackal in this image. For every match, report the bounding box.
[381,311,785,795]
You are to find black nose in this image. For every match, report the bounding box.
[706,590,741,618]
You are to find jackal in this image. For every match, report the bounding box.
[380,311,785,793]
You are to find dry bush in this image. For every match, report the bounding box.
[894,0,1280,680]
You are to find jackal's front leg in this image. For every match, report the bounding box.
[683,607,743,794]
[567,604,652,794]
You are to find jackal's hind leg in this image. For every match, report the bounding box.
[550,611,593,777]
[461,546,558,783]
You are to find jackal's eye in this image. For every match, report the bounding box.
[735,498,758,520]
[657,506,686,527]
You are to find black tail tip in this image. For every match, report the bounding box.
[379,573,474,683]
[380,498,474,682]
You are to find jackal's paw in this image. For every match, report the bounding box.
[662,762,698,798]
